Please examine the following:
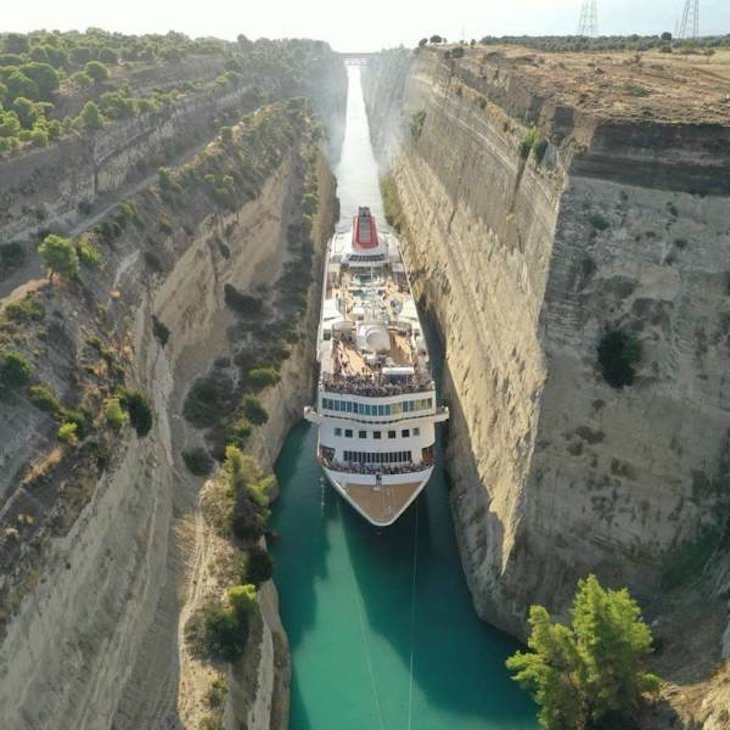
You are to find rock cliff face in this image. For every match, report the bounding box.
[0,86,343,729]
[0,47,346,245]
[364,47,730,724]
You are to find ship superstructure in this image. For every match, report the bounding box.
[304,207,449,526]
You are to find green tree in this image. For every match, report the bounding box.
[69,46,92,66]
[228,584,256,620]
[507,575,660,730]
[38,234,79,282]
[71,70,93,89]
[98,47,118,65]
[84,61,109,84]
[79,100,104,129]
[19,62,59,99]
[0,54,24,67]
[118,388,153,437]
[0,110,21,138]
[12,97,39,128]
[5,70,39,101]
[0,351,32,388]
[104,397,127,430]
[5,34,29,54]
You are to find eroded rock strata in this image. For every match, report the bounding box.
[364,46,730,726]
[0,49,345,727]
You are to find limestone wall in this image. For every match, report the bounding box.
[0,100,341,728]
[364,47,730,725]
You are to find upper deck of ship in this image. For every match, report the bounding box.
[317,209,434,398]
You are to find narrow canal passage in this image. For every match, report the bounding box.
[270,66,536,730]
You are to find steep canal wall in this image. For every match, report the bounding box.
[0,90,343,729]
[363,45,730,726]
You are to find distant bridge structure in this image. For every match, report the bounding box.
[339,53,378,66]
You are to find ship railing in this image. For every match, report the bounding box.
[319,457,432,475]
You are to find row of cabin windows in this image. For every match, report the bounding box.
[342,450,413,464]
[335,427,420,439]
[321,397,433,416]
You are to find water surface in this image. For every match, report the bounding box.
[271,66,536,730]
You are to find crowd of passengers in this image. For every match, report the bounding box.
[321,373,432,397]
[320,458,431,475]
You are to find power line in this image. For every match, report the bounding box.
[577,0,599,37]
[678,0,700,40]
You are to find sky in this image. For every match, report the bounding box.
[4,0,729,52]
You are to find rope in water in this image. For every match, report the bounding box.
[407,500,420,730]
[337,497,387,730]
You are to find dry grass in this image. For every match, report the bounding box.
[21,446,64,484]
[461,45,730,124]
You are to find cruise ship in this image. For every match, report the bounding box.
[304,207,449,527]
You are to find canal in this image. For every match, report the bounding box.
[270,65,536,730]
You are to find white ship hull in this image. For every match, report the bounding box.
[305,207,448,527]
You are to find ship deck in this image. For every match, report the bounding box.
[341,481,423,526]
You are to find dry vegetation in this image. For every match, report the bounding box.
[451,44,730,124]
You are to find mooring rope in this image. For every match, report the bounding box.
[407,499,420,730]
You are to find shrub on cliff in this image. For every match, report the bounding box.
[38,234,79,282]
[186,602,247,663]
[104,397,128,430]
[5,294,45,322]
[79,100,104,130]
[533,138,548,164]
[225,417,252,449]
[507,574,660,730]
[75,237,101,268]
[183,447,214,476]
[598,329,641,388]
[519,126,539,160]
[242,395,268,426]
[58,421,79,444]
[247,367,280,391]
[183,372,236,428]
[152,316,170,346]
[0,351,32,388]
[380,175,405,232]
[118,388,153,437]
[28,384,60,413]
[243,545,273,586]
[410,110,426,141]
[0,242,25,276]
[223,284,262,316]
[60,407,91,438]
[202,447,273,541]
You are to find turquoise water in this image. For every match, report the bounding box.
[270,67,536,730]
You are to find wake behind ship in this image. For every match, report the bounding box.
[304,207,449,526]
